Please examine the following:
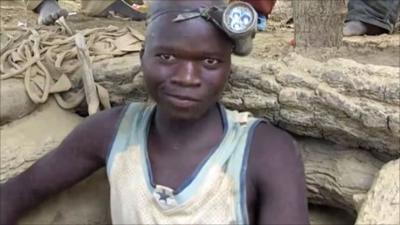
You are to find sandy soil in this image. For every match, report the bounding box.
[1,0,399,67]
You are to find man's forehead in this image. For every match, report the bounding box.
[148,42,231,57]
[146,19,230,47]
[144,18,233,56]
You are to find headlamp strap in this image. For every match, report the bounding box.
[172,11,202,22]
[147,8,196,25]
[172,7,225,32]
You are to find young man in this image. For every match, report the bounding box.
[1,0,309,224]
[25,0,147,25]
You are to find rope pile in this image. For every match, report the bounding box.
[1,24,144,111]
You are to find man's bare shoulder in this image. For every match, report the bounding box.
[247,122,309,224]
[250,122,300,161]
[248,121,303,183]
[60,105,128,162]
[81,105,127,131]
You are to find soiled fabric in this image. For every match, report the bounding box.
[106,103,263,224]
[23,0,115,16]
[346,0,400,33]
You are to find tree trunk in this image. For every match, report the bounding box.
[293,0,346,48]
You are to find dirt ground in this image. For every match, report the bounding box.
[1,0,399,67]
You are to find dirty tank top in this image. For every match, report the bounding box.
[106,103,262,224]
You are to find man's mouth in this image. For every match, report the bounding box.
[166,93,199,101]
[164,93,200,107]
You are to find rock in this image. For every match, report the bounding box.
[228,54,400,157]
[355,159,400,225]
[309,204,355,225]
[298,138,384,213]
[91,54,144,105]
[0,98,111,224]
[0,98,82,182]
[19,169,110,225]
[0,79,37,125]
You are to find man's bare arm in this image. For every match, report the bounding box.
[248,122,309,225]
[0,106,126,225]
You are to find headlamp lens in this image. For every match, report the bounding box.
[225,3,255,34]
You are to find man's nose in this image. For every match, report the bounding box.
[171,61,201,87]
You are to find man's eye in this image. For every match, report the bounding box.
[204,58,219,66]
[159,54,175,61]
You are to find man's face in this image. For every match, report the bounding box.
[141,14,232,120]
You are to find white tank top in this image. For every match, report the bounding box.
[106,103,261,224]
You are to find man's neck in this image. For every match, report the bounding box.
[150,104,224,153]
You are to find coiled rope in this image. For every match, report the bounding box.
[1,22,144,111]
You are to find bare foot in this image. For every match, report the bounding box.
[343,21,387,36]
[35,0,69,25]
[101,0,146,21]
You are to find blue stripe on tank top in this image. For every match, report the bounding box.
[106,104,137,176]
[239,119,265,224]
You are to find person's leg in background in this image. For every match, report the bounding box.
[132,0,149,14]
[26,0,146,26]
[82,0,145,20]
[80,0,116,17]
[24,0,44,12]
[25,0,68,25]
[344,0,400,36]
[241,0,277,31]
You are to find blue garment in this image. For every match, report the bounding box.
[257,12,268,31]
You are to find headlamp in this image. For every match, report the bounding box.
[223,2,257,37]
[222,1,257,56]
[147,1,257,56]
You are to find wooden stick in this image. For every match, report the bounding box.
[75,33,99,115]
